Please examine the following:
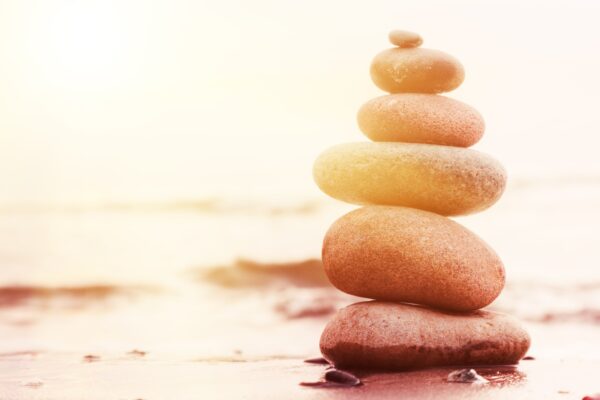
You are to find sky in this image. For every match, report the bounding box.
[1,0,600,205]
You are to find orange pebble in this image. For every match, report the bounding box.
[321,301,531,370]
[357,93,484,147]
[371,48,464,93]
[388,30,423,48]
[322,206,505,311]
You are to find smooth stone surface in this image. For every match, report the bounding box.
[371,48,464,93]
[322,206,505,311]
[357,94,484,147]
[313,142,506,216]
[320,301,531,370]
[388,30,423,48]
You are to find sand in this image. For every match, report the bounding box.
[1,354,598,399]
[0,183,599,399]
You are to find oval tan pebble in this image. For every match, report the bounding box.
[357,94,484,147]
[388,30,423,48]
[320,301,531,370]
[322,206,505,311]
[312,142,506,216]
[371,48,464,93]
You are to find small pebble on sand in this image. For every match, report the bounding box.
[127,349,147,357]
[300,368,361,388]
[22,380,44,388]
[447,369,489,384]
[83,354,101,362]
[324,369,361,386]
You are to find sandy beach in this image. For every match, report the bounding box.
[1,0,600,398]
[2,355,600,399]
[0,181,599,399]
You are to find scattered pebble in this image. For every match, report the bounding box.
[300,368,362,388]
[583,394,600,400]
[304,357,329,365]
[83,354,101,363]
[447,368,489,384]
[127,349,147,357]
[522,355,535,360]
[22,380,43,388]
[324,369,361,386]
[482,368,525,386]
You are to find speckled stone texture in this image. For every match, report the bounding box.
[322,206,505,311]
[320,301,531,370]
[314,31,531,371]
[370,48,464,93]
[313,142,506,216]
[357,94,484,147]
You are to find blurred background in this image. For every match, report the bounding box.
[0,0,599,398]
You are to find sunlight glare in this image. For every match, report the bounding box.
[31,2,133,87]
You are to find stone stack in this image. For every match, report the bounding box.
[312,30,530,370]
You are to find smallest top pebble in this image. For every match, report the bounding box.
[388,30,423,48]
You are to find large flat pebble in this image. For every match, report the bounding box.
[321,301,531,370]
[313,142,506,216]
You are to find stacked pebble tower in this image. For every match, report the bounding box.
[313,30,531,370]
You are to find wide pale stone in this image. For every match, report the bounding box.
[370,48,464,93]
[357,94,484,147]
[323,206,504,311]
[313,142,506,216]
[320,301,531,370]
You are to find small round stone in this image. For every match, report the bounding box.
[313,142,506,216]
[357,94,484,147]
[388,30,423,48]
[320,301,531,370]
[323,206,505,311]
[370,48,464,93]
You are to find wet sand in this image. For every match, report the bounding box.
[0,184,599,399]
[1,354,599,399]
[0,273,598,399]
